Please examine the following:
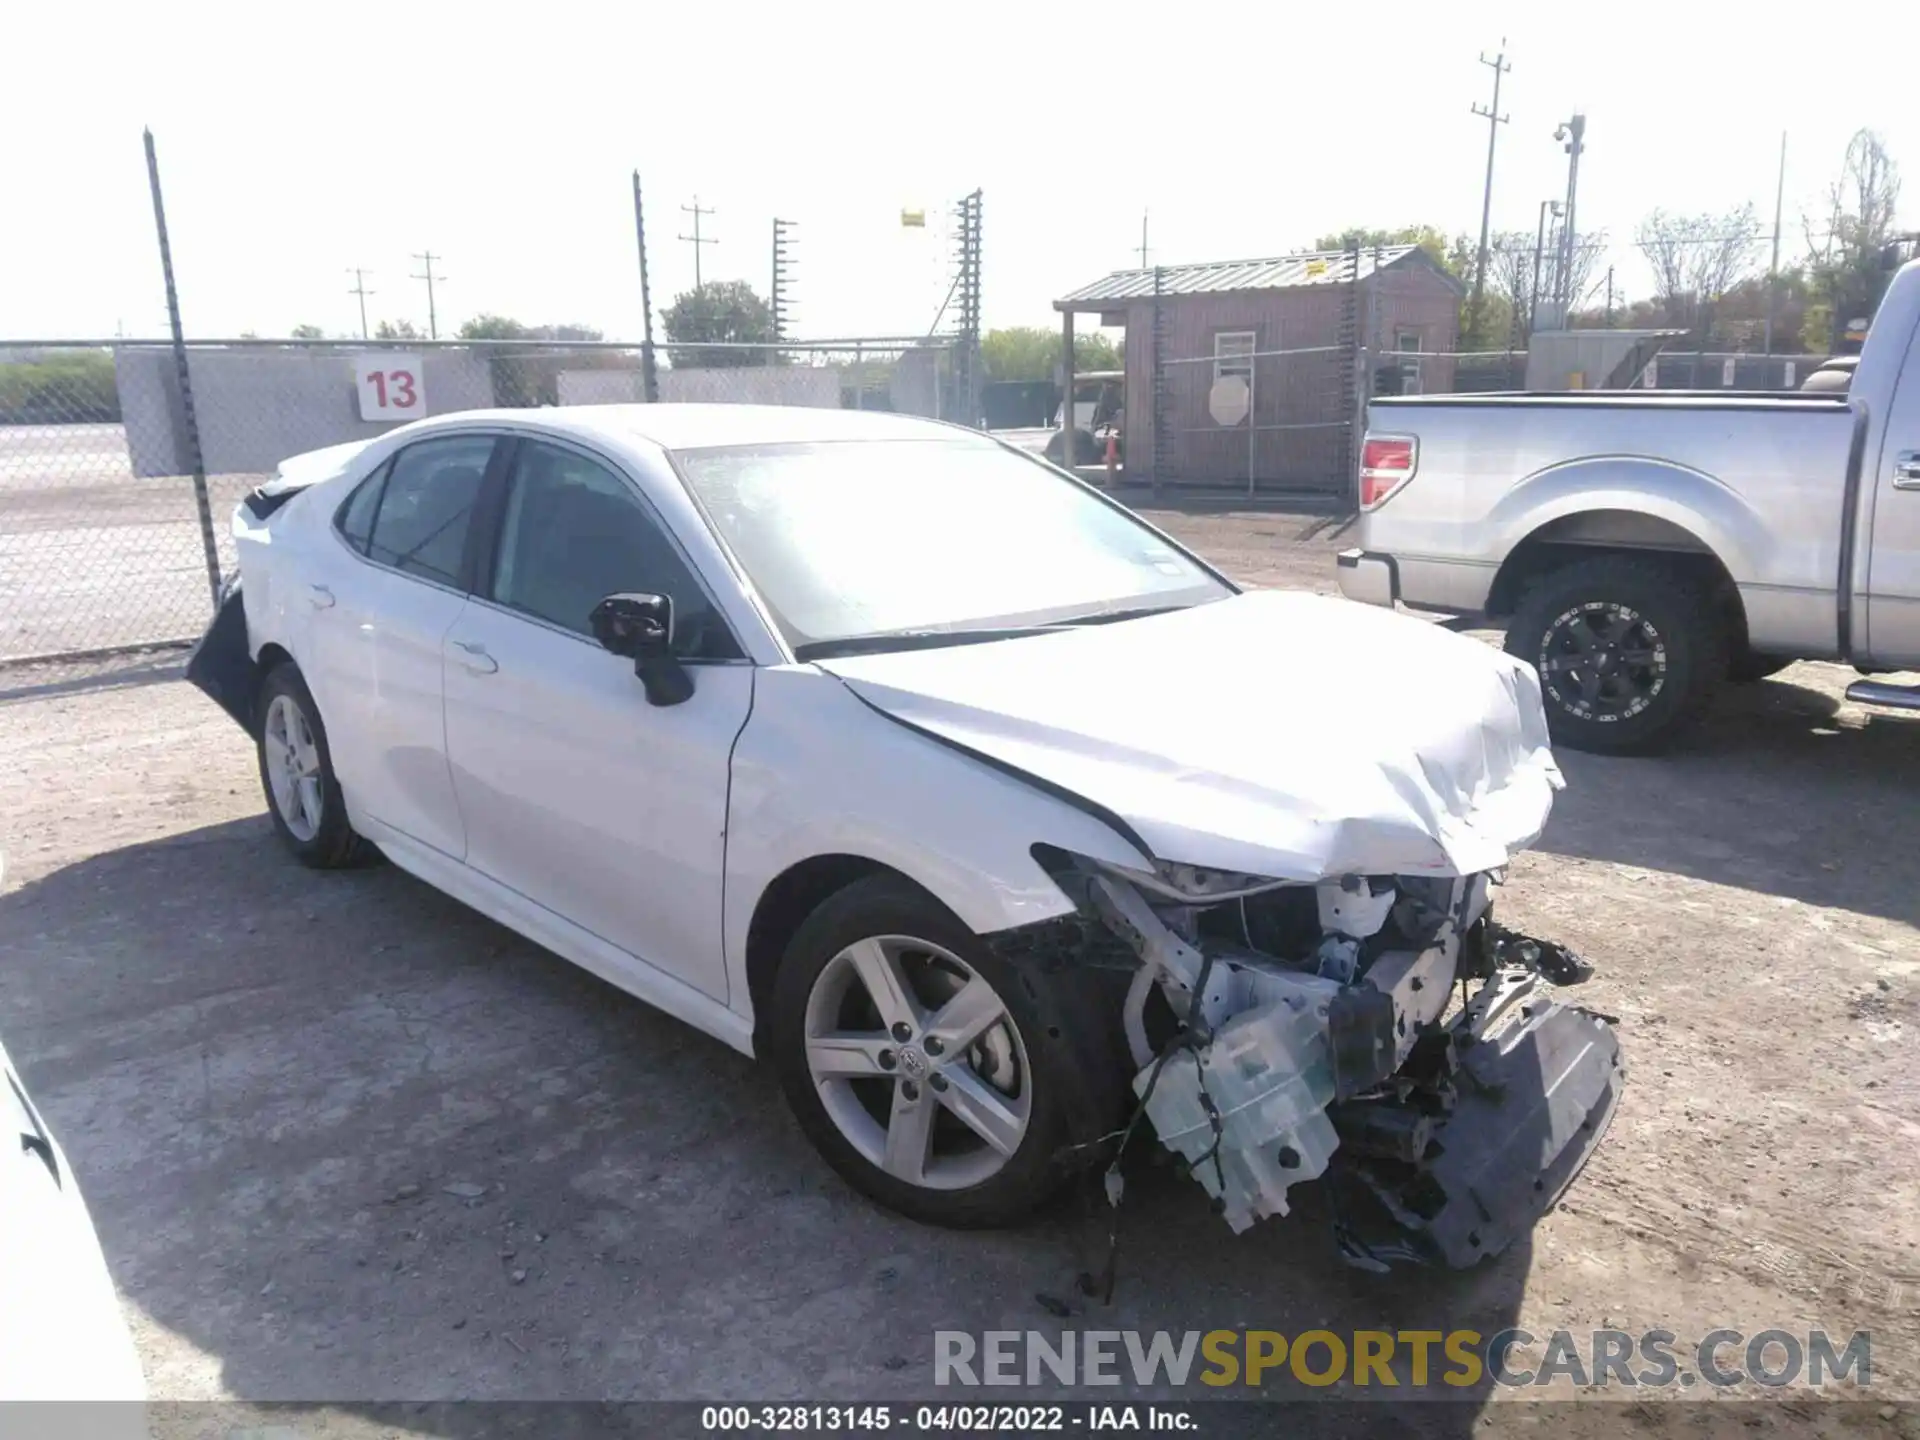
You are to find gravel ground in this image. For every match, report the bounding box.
[0,505,1915,1437]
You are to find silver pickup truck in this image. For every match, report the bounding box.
[1337,258,1920,753]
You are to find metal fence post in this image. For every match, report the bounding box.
[144,128,222,611]
[1247,348,1257,499]
[1344,241,1367,511]
[633,170,660,403]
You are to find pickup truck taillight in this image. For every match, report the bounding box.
[1360,435,1417,509]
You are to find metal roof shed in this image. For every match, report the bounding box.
[1053,247,1463,495]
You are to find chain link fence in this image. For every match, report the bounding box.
[0,335,969,689]
[1149,343,1353,497]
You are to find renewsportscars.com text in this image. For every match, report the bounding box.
[934,1328,1871,1391]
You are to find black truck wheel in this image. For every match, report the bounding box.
[1506,555,1729,755]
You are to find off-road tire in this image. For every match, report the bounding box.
[769,874,1128,1229]
[256,663,373,869]
[1507,555,1729,755]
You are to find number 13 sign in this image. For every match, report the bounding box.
[355,355,426,420]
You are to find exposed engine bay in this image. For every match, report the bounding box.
[1046,853,1624,1270]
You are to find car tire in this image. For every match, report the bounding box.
[256,663,371,869]
[1506,555,1729,755]
[768,874,1128,1229]
[1042,427,1099,466]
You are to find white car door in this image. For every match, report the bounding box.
[303,433,499,860]
[440,436,752,1003]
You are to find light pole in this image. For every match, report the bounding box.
[1552,113,1586,311]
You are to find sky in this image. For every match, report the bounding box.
[3,1,1915,345]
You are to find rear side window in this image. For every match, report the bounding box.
[334,463,389,555]
[364,436,494,587]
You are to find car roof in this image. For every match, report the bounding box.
[413,403,974,453]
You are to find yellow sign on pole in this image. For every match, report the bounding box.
[900,208,926,228]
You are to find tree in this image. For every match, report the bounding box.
[459,315,532,341]
[661,281,776,368]
[375,318,422,340]
[1635,205,1762,339]
[1804,129,1903,351]
[982,327,1121,382]
[290,323,325,339]
[1313,225,1470,280]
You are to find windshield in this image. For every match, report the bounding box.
[673,437,1232,655]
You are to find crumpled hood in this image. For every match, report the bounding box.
[819,591,1563,881]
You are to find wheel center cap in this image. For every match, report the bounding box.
[899,1047,929,1079]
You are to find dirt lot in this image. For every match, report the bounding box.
[0,507,1916,1436]
[0,422,253,662]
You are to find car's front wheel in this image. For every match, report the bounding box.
[769,875,1123,1228]
[256,664,370,868]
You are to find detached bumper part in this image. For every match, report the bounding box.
[1331,1000,1623,1270]
[184,586,258,734]
[1335,549,1398,608]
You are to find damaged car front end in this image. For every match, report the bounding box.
[820,590,1624,1269]
[1027,851,1622,1270]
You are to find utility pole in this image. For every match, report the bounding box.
[1469,43,1510,335]
[1530,200,1561,333]
[1137,210,1150,269]
[678,196,717,289]
[1605,266,1615,327]
[411,251,444,339]
[1763,131,1787,355]
[346,267,374,340]
[771,218,797,345]
[1552,114,1587,311]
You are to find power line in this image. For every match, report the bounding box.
[1469,43,1510,322]
[346,267,374,340]
[678,196,717,289]
[411,250,445,339]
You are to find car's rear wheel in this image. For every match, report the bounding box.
[256,664,370,868]
[769,875,1124,1228]
[1506,555,1729,755]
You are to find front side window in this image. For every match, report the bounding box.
[364,436,494,587]
[489,440,738,659]
[674,437,1231,657]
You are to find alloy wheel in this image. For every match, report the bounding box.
[803,934,1032,1191]
[1536,601,1668,723]
[262,693,324,842]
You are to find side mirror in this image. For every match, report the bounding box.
[589,592,693,707]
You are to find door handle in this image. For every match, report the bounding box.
[449,639,498,675]
[307,583,335,609]
[1895,451,1920,490]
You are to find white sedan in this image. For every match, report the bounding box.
[188,405,1621,1263]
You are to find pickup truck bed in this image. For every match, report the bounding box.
[1337,258,1920,753]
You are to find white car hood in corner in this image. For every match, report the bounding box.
[819,591,1563,881]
